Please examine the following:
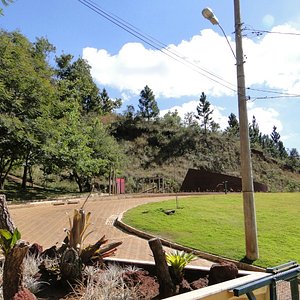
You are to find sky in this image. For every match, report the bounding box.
[1,0,300,151]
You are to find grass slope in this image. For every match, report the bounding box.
[123,193,300,268]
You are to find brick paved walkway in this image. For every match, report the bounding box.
[9,195,213,267]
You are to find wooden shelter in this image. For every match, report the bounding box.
[180,169,268,193]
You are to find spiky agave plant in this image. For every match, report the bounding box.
[165,250,197,284]
[60,208,122,282]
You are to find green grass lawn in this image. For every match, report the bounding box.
[122,193,300,268]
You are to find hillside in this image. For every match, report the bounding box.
[111,114,300,193]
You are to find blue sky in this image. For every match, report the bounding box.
[2,0,300,151]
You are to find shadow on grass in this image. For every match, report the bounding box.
[239,256,255,265]
[2,180,79,202]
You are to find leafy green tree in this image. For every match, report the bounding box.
[152,111,182,151]
[277,141,288,159]
[211,120,220,133]
[270,126,287,159]
[271,126,280,144]
[123,105,135,120]
[0,0,13,15]
[0,0,13,5]
[195,92,214,135]
[183,112,197,127]
[0,31,55,189]
[41,54,124,192]
[138,85,159,121]
[99,88,122,114]
[285,148,300,171]
[260,133,277,156]
[249,116,260,146]
[55,54,102,114]
[226,113,239,136]
[157,112,197,159]
[42,104,95,192]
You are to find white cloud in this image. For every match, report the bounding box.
[247,102,282,135]
[243,24,300,94]
[83,24,300,99]
[83,29,237,99]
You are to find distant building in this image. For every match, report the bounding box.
[116,178,125,194]
[180,169,268,192]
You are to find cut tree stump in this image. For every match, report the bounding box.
[148,238,175,298]
[3,244,30,300]
[0,194,36,299]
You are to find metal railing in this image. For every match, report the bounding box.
[232,261,300,300]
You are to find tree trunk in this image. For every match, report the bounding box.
[73,171,83,192]
[22,148,33,191]
[3,244,29,300]
[0,194,15,233]
[0,178,4,190]
[21,163,28,191]
[148,238,175,298]
[0,195,34,299]
[0,159,14,190]
[108,165,112,195]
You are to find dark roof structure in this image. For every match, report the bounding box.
[180,169,268,192]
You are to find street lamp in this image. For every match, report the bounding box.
[202,1,259,261]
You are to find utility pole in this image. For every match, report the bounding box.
[234,0,259,260]
[202,0,259,261]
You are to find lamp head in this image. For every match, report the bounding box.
[202,7,219,25]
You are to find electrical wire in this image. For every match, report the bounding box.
[78,0,300,100]
[78,0,237,93]
[244,27,300,37]
[253,95,300,100]
[247,87,300,97]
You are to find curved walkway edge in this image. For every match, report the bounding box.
[115,212,265,272]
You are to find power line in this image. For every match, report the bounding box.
[78,0,300,100]
[244,26,300,37]
[253,95,300,100]
[78,0,237,92]
[247,87,300,97]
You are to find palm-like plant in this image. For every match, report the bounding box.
[165,250,196,283]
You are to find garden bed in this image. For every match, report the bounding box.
[34,257,269,300]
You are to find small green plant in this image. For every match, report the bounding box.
[0,228,21,256]
[165,250,196,283]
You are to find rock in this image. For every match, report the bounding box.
[190,276,209,289]
[179,278,193,293]
[122,269,159,299]
[12,288,36,300]
[208,261,238,285]
[163,209,175,215]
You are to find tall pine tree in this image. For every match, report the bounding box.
[138,85,159,121]
[195,92,214,135]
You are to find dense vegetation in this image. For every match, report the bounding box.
[0,30,299,197]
